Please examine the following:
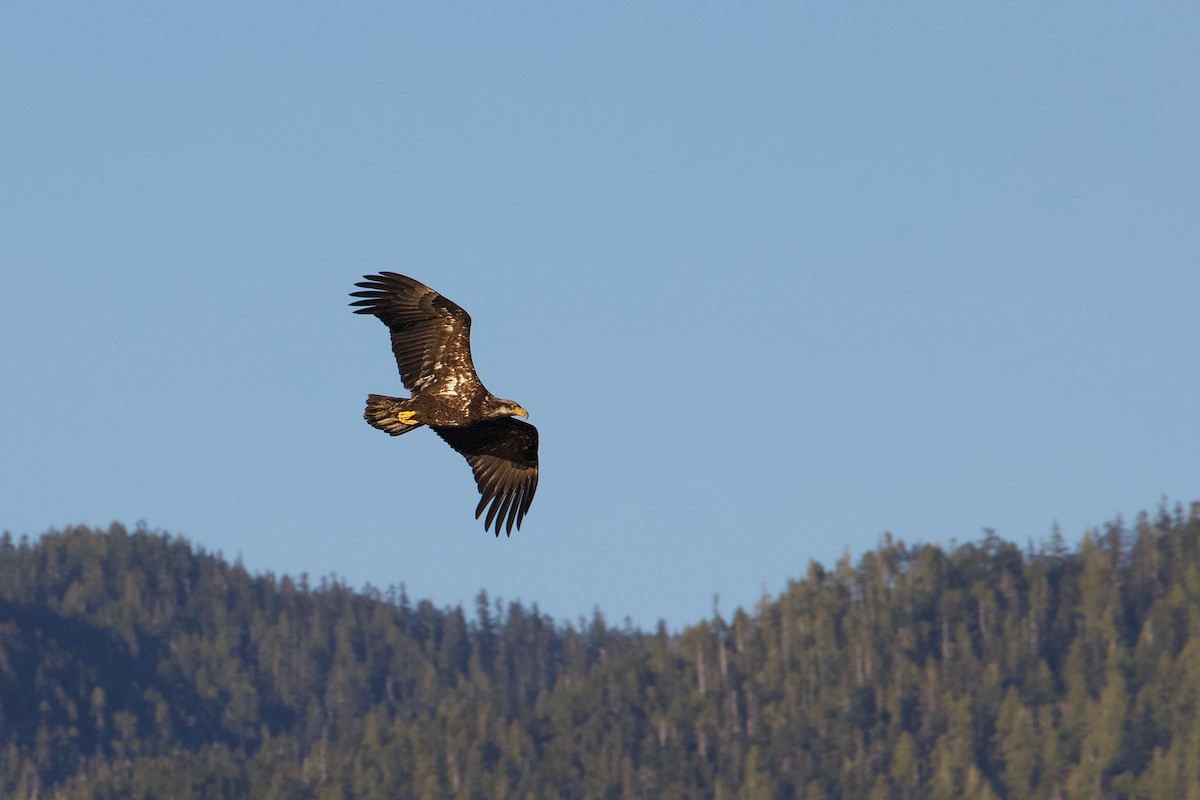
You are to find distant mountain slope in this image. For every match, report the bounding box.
[2,505,1199,798]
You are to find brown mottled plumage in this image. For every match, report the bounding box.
[351,272,538,536]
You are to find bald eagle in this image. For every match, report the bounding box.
[351,272,538,536]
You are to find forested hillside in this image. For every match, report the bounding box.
[2,505,1200,799]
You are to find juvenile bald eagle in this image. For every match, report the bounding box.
[351,272,538,536]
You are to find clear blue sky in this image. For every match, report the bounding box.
[2,4,1197,629]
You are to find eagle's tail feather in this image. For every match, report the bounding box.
[364,394,425,436]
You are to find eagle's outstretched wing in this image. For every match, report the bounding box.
[433,419,539,536]
[350,272,479,395]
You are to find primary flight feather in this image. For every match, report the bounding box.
[351,272,539,536]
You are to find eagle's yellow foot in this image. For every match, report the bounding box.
[396,410,419,425]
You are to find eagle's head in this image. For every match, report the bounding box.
[486,397,529,420]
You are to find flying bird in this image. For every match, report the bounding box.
[351,272,538,536]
